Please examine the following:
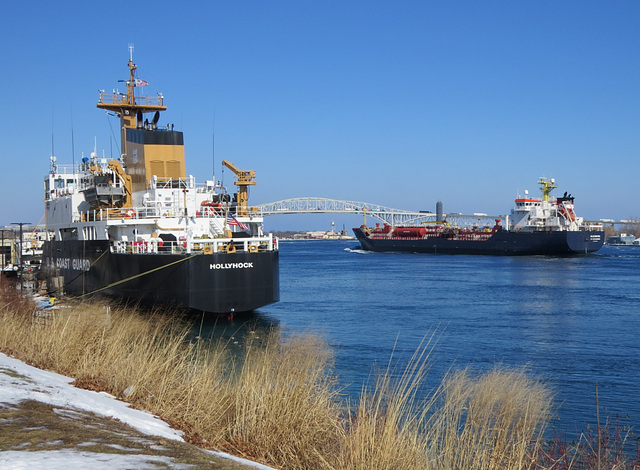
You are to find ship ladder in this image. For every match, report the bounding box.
[209,220,225,237]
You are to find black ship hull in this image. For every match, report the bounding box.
[43,240,279,313]
[353,228,605,255]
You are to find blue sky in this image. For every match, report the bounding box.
[2,1,639,231]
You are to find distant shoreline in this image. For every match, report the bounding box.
[278,237,355,242]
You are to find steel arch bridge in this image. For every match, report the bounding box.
[255,197,502,227]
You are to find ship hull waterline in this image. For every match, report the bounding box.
[43,240,279,314]
[353,228,605,256]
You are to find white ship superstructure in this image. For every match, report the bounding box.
[45,156,274,256]
[506,177,587,232]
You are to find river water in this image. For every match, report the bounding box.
[209,241,640,432]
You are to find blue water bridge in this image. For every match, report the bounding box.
[255,197,501,227]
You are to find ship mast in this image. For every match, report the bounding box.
[538,177,557,202]
[96,45,166,157]
[125,44,137,109]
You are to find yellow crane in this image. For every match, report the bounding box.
[222,160,257,216]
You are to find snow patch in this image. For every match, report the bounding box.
[0,352,277,470]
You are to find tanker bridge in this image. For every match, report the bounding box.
[254,197,502,227]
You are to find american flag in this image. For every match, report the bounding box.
[227,215,249,231]
[134,78,149,87]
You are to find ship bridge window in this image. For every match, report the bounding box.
[55,178,65,189]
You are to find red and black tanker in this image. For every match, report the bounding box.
[354,178,604,256]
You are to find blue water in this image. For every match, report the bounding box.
[221,241,640,432]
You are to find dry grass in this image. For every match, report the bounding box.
[223,332,342,468]
[430,367,552,469]
[333,336,552,470]
[4,285,629,470]
[333,335,439,469]
[0,288,342,468]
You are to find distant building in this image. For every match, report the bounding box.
[292,229,353,240]
[606,233,636,245]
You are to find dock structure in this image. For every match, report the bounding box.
[0,229,14,268]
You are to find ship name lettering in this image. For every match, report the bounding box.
[209,262,254,270]
[55,257,90,271]
[72,258,91,271]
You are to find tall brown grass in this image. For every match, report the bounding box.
[0,288,342,468]
[334,335,552,470]
[3,286,631,470]
[431,367,552,469]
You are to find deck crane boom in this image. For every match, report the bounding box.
[107,160,133,207]
[222,160,257,216]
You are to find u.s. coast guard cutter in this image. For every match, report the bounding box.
[42,51,279,313]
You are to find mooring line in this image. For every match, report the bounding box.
[75,253,199,298]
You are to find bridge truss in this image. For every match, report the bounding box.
[255,197,503,227]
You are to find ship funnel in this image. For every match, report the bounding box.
[152,111,160,125]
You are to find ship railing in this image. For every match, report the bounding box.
[149,176,194,190]
[196,209,226,218]
[193,181,223,192]
[98,93,163,108]
[79,206,168,222]
[78,178,126,190]
[110,235,277,255]
[77,205,255,223]
[50,164,79,175]
[51,188,76,198]
[584,222,604,231]
[78,205,199,222]
[187,236,277,254]
[378,233,494,242]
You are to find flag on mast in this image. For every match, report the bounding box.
[134,78,149,87]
